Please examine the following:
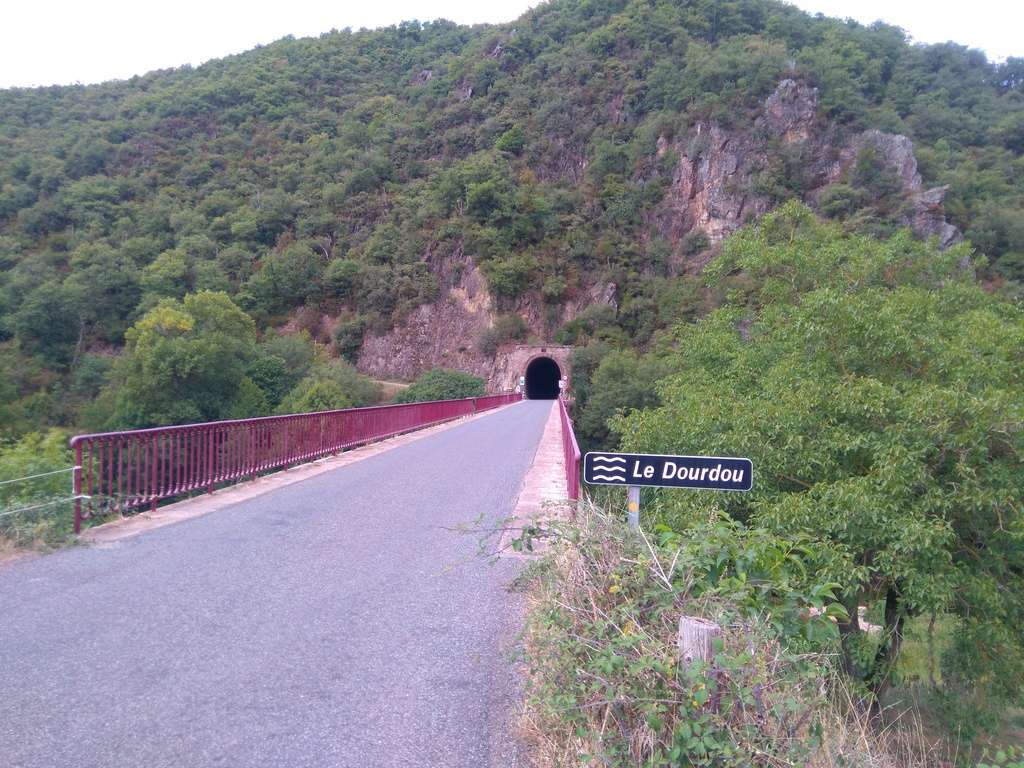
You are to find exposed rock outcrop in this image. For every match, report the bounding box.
[653,79,960,266]
[910,186,960,248]
[844,130,961,248]
[357,248,494,381]
[357,78,961,383]
[763,78,818,142]
[663,124,771,245]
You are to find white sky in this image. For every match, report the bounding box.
[0,0,1020,89]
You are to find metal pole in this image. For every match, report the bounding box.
[627,485,640,530]
[73,443,83,535]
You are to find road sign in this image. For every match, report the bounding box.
[584,451,753,492]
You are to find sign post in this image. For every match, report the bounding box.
[626,485,640,529]
[584,451,753,529]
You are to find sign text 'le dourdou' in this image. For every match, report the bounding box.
[584,451,753,492]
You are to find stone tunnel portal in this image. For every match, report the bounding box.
[525,356,561,400]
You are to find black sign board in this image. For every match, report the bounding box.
[584,451,753,492]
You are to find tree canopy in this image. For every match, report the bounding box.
[391,368,486,404]
[616,204,1024,718]
[1,0,1022,438]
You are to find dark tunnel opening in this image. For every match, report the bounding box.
[525,356,561,399]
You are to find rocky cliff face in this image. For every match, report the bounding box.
[652,79,961,263]
[358,245,496,380]
[356,78,960,384]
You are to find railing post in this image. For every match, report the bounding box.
[73,441,83,535]
[206,427,214,493]
[150,435,158,512]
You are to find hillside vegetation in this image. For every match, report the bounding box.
[1,0,1022,757]
[1,0,1023,437]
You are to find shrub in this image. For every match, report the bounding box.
[477,313,529,357]
[480,255,537,299]
[323,258,361,300]
[516,503,946,767]
[619,204,1024,728]
[331,315,367,362]
[681,229,711,256]
[0,429,75,547]
[276,378,351,414]
[225,376,270,419]
[392,368,485,403]
[495,125,526,154]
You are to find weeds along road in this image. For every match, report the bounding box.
[0,399,551,768]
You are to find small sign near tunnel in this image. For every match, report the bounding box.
[584,451,753,492]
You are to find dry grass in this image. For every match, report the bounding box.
[515,502,954,768]
[373,379,411,402]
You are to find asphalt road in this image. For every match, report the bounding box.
[0,399,551,768]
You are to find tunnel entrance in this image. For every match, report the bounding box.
[525,356,561,399]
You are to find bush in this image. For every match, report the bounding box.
[681,229,710,256]
[495,125,526,155]
[392,368,485,404]
[516,504,946,767]
[331,315,366,362]
[576,350,672,450]
[0,429,75,547]
[480,255,537,299]
[323,258,361,300]
[273,357,379,414]
[555,303,619,346]
[619,204,1024,729]
[276,378,351,414]
[225,376,270,418]
[477,313,528,357]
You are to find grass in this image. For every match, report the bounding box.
[514,501,954,767]
[373,379,411,402]
[0,498,78,551]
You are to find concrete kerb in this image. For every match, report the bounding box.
[80,400,526,546]
[498,400,576,559]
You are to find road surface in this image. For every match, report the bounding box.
[0,400,551,768]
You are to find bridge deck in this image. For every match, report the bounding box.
[0,400,551,768]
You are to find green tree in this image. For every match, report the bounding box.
[276,378,352,414]
[246,354,292,407]
[323,258,361,300]
[579,350,671,450]
[13,283,81,367]
[225,376,270,419]
[495,125,526,154]
[107,291,257,427]
[617,206,1024,713]
[331,315,366,362]
[392,368,485,403]
[242,243,323,316]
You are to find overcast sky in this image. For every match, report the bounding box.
[0,0,1020,89]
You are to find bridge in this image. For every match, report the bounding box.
[0,392,581,767]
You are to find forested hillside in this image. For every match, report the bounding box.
[1,0,1023,438]
[2,1,1022,754]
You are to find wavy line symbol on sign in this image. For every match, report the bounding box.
[590,454,627,482]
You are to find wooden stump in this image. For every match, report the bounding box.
[677,616,721,668]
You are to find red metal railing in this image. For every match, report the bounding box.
[70,393,521,533]
[558,396,581,500]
